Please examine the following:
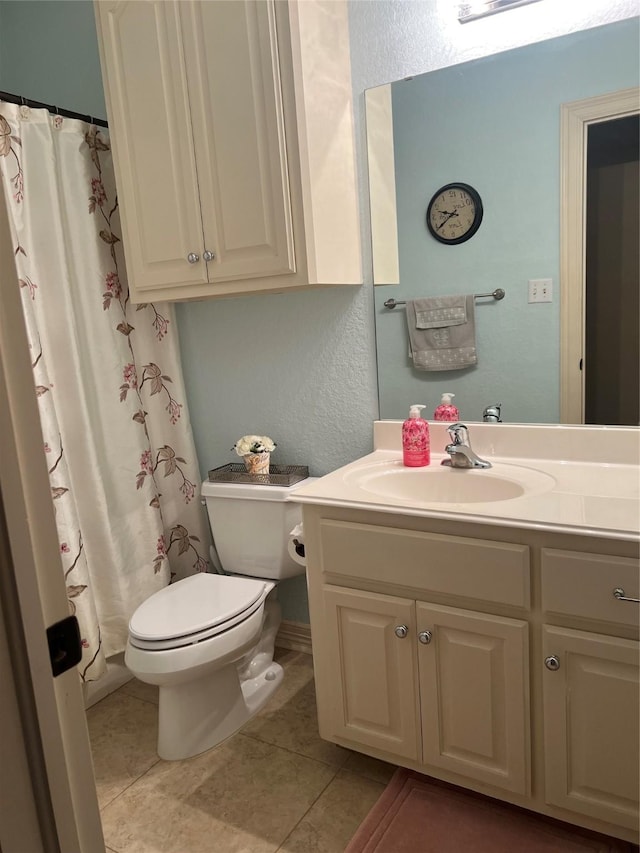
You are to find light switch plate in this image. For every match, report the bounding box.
[528,278,552,303]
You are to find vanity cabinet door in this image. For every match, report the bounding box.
[542,625,640,832]
[322,586,420,761]
[417,603,530,795]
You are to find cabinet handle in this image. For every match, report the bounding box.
[545,655,560,671]
[203,249,215,262]
[394,625,408,639]
[187,252,200,264]
[418,630,432,645]
[613,587,640,604]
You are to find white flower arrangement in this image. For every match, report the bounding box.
[233,434,276,456]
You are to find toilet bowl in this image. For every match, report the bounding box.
[124,477,312,760]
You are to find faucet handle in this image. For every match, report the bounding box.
[447,423,469,446]
[483,403,502,423]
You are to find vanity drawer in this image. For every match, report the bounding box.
[541,549,640,628]
[318,520,530,608]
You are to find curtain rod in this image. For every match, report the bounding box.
[0,90,108,128]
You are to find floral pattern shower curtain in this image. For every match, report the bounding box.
[0,102,211,681]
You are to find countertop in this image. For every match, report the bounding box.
[292,422,640,542]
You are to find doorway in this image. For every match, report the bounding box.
[585,114,639,425]
[559,87,639,425]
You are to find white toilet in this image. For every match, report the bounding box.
[124,477,312,760]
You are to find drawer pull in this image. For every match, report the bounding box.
[613,587,640,604]
[418,630,432,645]
[394,625,408,639]
[545,655,560,671]
[187,252,200,264]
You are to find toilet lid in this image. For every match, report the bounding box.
[129,573,269,644]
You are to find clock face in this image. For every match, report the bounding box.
[426,183,483,244]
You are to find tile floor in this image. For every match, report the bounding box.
[87,649,396,853]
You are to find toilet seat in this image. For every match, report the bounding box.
[129,573,273,651]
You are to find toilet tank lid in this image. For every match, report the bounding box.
[201,477,316,501]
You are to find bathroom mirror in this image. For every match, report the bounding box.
[367,19,639,425]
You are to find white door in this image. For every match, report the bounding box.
[0,172,104,850]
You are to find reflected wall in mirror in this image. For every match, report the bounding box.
[368,19,639,425]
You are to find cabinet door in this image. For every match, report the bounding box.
[181,0,297,284]
[542,626,639,831]
[323,586,420,761]
[96,1,207,292]
[417,603,530,795]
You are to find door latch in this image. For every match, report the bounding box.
[46,615,82,677]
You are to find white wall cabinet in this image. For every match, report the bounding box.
[303,507,639,844]
[95,0,361,302]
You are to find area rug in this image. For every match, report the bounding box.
[346,768,636,853]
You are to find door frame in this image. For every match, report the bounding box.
[0,174,104,850]
[559,87,639,423]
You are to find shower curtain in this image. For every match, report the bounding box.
[0,102,211,681]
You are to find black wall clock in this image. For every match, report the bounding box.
[426,182,483,245]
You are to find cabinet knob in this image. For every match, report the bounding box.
[545,655,560,671]
[418,630,432,645]
[203,249,215,262]
[187,252,200,264]
[394,625,408,639]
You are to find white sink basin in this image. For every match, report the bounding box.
[344,461,556,506]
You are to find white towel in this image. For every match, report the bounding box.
[406,295,477,371]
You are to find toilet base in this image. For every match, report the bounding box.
[157,659,283,760]
[155,599,284,760]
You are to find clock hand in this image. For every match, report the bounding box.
[436,211,458,231]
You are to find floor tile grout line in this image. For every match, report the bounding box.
[238,730,395,786]
[274,763,343,853]
[238,730,352,772]
[97,755,163,814]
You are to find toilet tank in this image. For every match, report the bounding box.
[201,478,313,580]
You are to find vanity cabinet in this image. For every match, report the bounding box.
[303,507,639,843]
[94,0,361,302]
[318,521,531,795]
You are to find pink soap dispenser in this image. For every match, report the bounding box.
[402,404,430,467]
[434,392,459,422]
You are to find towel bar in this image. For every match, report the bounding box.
[383,288,505,309]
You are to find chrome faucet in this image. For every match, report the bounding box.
[482,403,502,423]
[441,423,492,469]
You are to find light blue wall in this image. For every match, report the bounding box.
[376,20,640,424]
[1,0,637,622]
[0,0,106,118]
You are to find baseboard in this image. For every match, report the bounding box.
[83,652,132,709]
[276,620,313,655]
